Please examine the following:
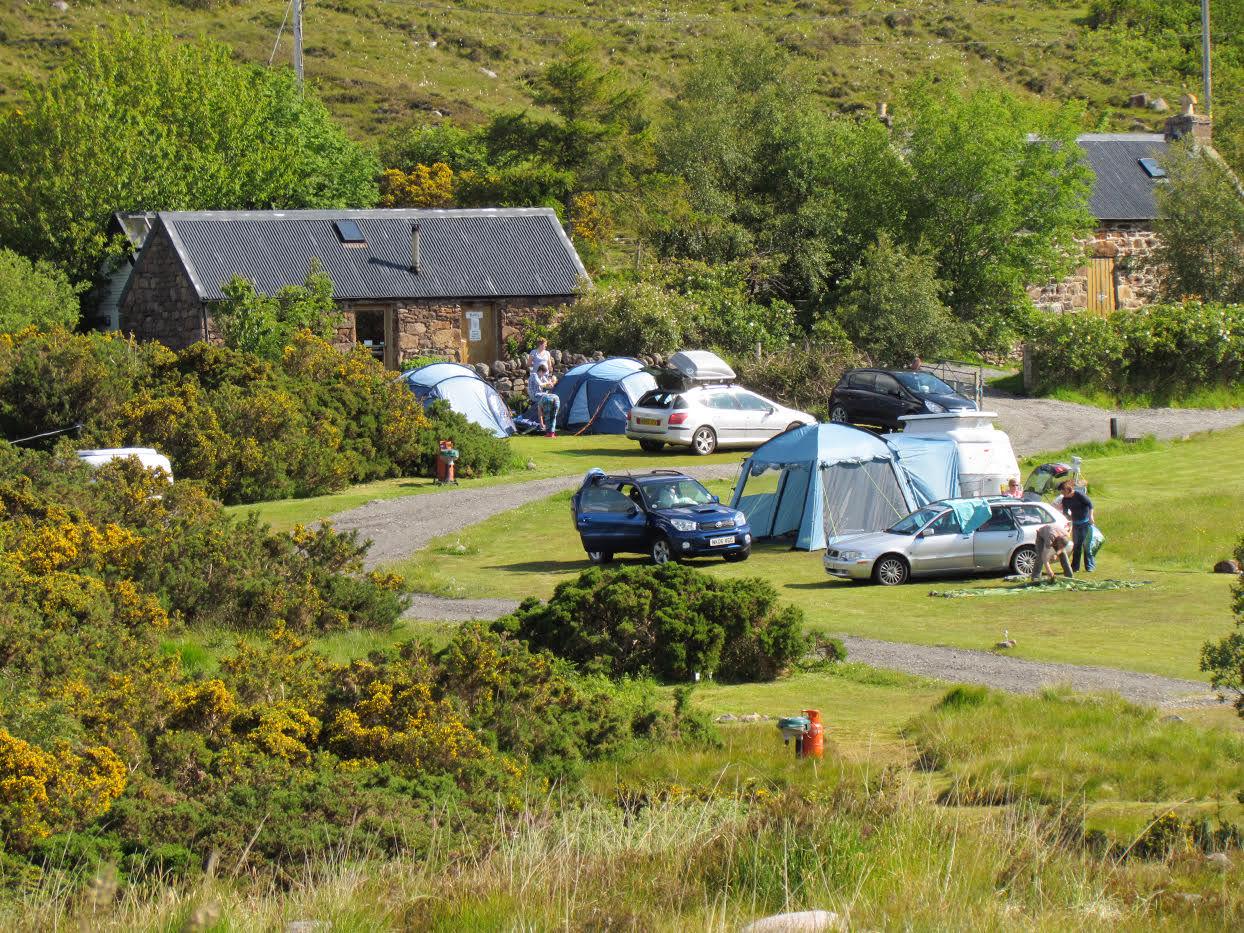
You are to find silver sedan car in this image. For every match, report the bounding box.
[823,499,1070,585]
[625,385,816,455]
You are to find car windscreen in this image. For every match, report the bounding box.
[636,390,685,409]
[641,479,714,510]
[886,506,943,535]
[895,372,956,396]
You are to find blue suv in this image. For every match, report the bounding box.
[571,469,752,565]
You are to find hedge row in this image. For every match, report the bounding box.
[1026,301,1244,399]
[0,328,516,504]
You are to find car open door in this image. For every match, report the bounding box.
[972,506,1022,570]
[576,483,647,553]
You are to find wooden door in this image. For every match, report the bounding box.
[460,302,497,364]
[1086,258,1117,316]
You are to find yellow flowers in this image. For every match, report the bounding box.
[0,730,127,852]
[379,163,456,208]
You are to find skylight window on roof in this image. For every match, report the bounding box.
[334,219,366,243]
[1138,158,1167,179]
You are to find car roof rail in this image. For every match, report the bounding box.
[646,469,688,476]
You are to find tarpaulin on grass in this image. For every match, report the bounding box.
[929,578,1153,598]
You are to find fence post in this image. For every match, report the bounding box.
[975,368,983,408]
[755,342,762,364]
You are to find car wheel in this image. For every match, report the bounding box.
[638,439,665,452]
[723,549,750,563]
[587,550,614,565]
[872,554,910,586]
[650,536,677,565]
[691,426,717,456]
[1010,545,1036,577]
[830,404,849,424]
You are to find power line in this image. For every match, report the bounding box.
[268,0,294,66]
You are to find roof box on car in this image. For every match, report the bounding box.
[667,350,735,383]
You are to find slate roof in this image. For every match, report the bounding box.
[1076,133,1169,222]
[154,208,588,302]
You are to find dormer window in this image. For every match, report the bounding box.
[334,219,367,246]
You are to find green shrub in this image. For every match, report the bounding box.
[0,328,514,504]
[417,401,519,478]
[0,249,83,333]
[494,564,809,683]
[555,283,694,358]
[1026,301,1244,400]
[733,340,864,420]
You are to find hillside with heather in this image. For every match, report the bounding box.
[0,0,1239,170]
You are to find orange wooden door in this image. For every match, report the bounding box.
[1086,258,1117,316]
[460,302,497,364]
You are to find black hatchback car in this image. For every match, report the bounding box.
[829,369,976,430]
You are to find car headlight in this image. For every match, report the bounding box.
[924,400,945,413]
[836,550,862,561]
[670,518,697,532]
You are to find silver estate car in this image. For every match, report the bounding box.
[823,499,1070,586]
[625,386,816,455]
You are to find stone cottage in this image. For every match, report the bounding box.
[1029,98,1214,315]
[118,208,588,368]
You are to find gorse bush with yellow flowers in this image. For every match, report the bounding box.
[0,328,515,504]
[0,449,688,886]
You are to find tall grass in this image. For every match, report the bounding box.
[8,780,1240,931]
[908,686,1244,805]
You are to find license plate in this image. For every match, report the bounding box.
[709,535,736,547]
[637,417,660,426]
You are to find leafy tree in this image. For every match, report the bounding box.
[214,260,341,361]
[834,233,959,366]
[1200,535,1244,716]
[484,40,650,217]
[1153,141,1244,303]
[0,28,378,283]
[895,83,1094,348]
[0,248,83,332]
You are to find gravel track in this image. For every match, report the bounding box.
[330,463,742,570]
[326,400,1237,705]
[986,392,1244,456]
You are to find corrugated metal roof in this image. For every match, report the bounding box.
[1077,134,1169,222]
[157,208,588,301]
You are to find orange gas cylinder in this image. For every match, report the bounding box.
[801,709,824,759]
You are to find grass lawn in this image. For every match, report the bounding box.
[226,434,748,532]
[398,427,1244,681]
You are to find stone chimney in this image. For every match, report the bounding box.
[1164,93,1212,144]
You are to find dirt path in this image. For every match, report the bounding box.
[985,391,1244,456]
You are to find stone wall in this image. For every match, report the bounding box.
[1029,222,1160,314]
[117,224,207,348]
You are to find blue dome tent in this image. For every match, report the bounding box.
[400,362,516,438]
[520,357,657,435]
[729,424,960,550]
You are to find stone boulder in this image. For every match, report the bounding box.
[1128,93,1150,109]
[474,363,491,378]
[742,910,846,932]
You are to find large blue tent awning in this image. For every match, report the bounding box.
[729,424,961,550]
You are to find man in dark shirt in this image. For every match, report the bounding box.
[1059,481,1096,572]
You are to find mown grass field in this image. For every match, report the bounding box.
[226,433,746,532]
[394,426,1244,680]
[0,0,1212,143]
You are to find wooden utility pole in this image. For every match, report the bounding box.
[1201,0,1212,116]
[293,0,305,86]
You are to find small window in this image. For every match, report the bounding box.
[848,371,876,391]
[873,373,902,397]
[1013,504,1051,527]
[580,484,635,514]
[1138,158,1167,179]
[733,391,772,412]
[977,508,1016,532]
[334,219,366,243]
[705,392,740,410]
[925,511,964,536]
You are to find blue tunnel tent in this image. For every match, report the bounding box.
[520,357,657,434]
[729,424,960,550]
[400,362,516,438]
